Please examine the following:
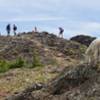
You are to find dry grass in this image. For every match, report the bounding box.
[0,66,58,99]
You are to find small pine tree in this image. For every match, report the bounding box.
[32,50,43,68]
[9,57,24,69]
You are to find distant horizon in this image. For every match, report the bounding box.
[0,22,98,40]
[0,21,98,39]
[0,0,100,38]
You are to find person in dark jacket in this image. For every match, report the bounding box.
[13,24,17,36]
[6,24,11,36]
[59,27,64,38]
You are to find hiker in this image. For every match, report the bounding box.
[34,26,37,32]
[6,24,11,36]
[59,27,64,38]
[13,24,17,36]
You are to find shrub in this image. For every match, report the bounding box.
[9,57,25,69]
[31,50,43,68]
[0,58,25,73]
[0,60,10,73]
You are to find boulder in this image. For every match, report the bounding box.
[48,63,98,94]
[70,35,96,46]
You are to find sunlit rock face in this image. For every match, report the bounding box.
[85,38,100,66]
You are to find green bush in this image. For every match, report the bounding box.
[0,60,10,73]
[31,50,43,68]
[0,58,25,73]
[0,53,43,73]
[9,57,25,69]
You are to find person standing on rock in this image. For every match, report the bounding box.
[6,24,11,36]
[13,24,17,36]
[59,27,64,38]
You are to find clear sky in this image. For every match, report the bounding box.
[0,0,100,38]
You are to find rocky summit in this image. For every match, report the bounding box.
[0,31,99,100]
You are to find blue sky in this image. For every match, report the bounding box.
[0,0,100,38]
